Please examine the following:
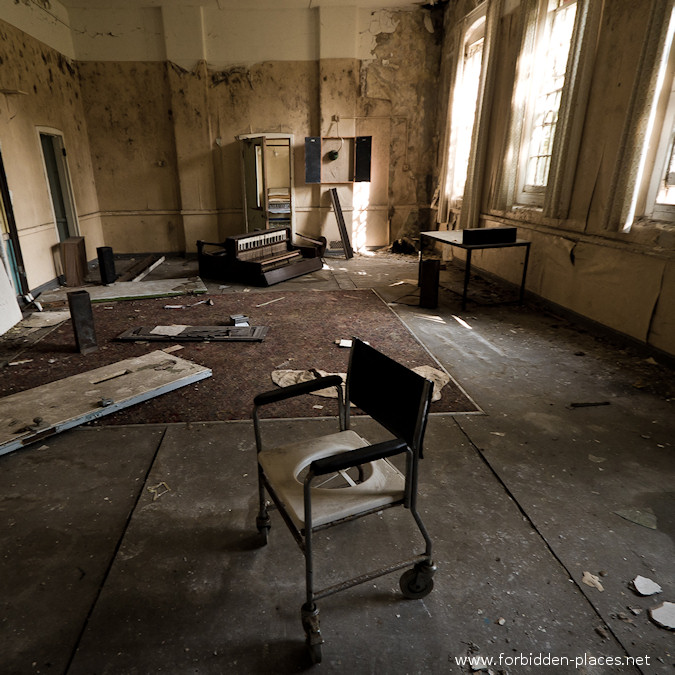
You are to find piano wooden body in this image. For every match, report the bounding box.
[197,227,323,286]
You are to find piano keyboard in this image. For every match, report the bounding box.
[236,229,288,252]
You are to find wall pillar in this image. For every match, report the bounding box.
[163,6,218,252]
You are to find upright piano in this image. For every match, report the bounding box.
[197,227,323,286]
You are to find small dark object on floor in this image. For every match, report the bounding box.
[569,401,611,408]
[390,237,417,254]
[68,290,97,354]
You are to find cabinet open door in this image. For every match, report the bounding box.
[237,133,295,235]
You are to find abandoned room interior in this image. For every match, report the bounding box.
[1,0,674,672]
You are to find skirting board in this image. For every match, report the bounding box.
[0,350,212,456]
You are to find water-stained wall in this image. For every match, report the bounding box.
[1,1,441,286]
[0,18,103,291]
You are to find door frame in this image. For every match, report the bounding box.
[37,127,80,241]
[0,144,28,295]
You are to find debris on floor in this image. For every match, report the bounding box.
[632,575,662,596]
[270,364,451,402]
[228,314,249,326]
[116,325,268,342]
[163,298,214,309]
[614,507,657,529]
[413,365,451,402]
[649,601,675,630]
[271,368,346,397]
[594,625,610,639]
[582,571,604,592]
[255,297,285,308]
[9,310,70,334]
[116,254,165,283]
[147,481,171,501]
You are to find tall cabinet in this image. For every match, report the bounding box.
[237,133,295,235]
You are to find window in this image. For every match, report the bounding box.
[517,0,577,206]
[608,0,675,231]
[639,4,675,224]
[446,14,485,205]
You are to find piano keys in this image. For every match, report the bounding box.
[197,227,323,286]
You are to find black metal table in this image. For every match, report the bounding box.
[420,230,531,310]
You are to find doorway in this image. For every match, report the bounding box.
[0,147,27,295]
[238,134,294,234]
[39,131,78,242]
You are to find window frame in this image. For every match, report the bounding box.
[445,8,487,210]
[494,0,598,218]
[516,0,578,206]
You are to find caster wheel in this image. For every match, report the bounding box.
[400,567,434,599]
[307,641,322,664]
[256,526,269,546]
[256,515,271,546]
[301,603,323,664]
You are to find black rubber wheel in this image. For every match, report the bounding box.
[308,641,322,664]
[400,567,434,599]
[256,526,270,546]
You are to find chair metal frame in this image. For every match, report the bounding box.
[252,338,436,663]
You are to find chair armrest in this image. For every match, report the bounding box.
[310,438,408,476]
[253,375,343,407]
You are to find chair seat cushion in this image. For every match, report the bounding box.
[259,429,405,529]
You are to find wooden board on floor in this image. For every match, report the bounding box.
[0,350,212,456]
[39,277,207,306]
[116,325,268,342]
[116,255,166,283]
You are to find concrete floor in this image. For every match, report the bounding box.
[1,252,674,674]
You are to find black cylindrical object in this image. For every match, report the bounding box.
[419,259,440,309]
[97,246,116,285]
[67,290,97,354]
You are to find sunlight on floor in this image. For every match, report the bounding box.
[452,315,473,330]
[419,314,447,324]
[352,182,371,253]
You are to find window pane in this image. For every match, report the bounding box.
[524,0,577,189]
[445,15,486,205]
[656,127,675,205]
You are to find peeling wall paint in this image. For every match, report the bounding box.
[0,19,102,289]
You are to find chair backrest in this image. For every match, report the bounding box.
[346,338,433,452]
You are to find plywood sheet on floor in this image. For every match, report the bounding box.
[40,277,207,305]
[0,350,211,455]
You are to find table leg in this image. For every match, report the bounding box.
[462,249,472,311]
[519,243,531,304]
[418,235,425,287]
